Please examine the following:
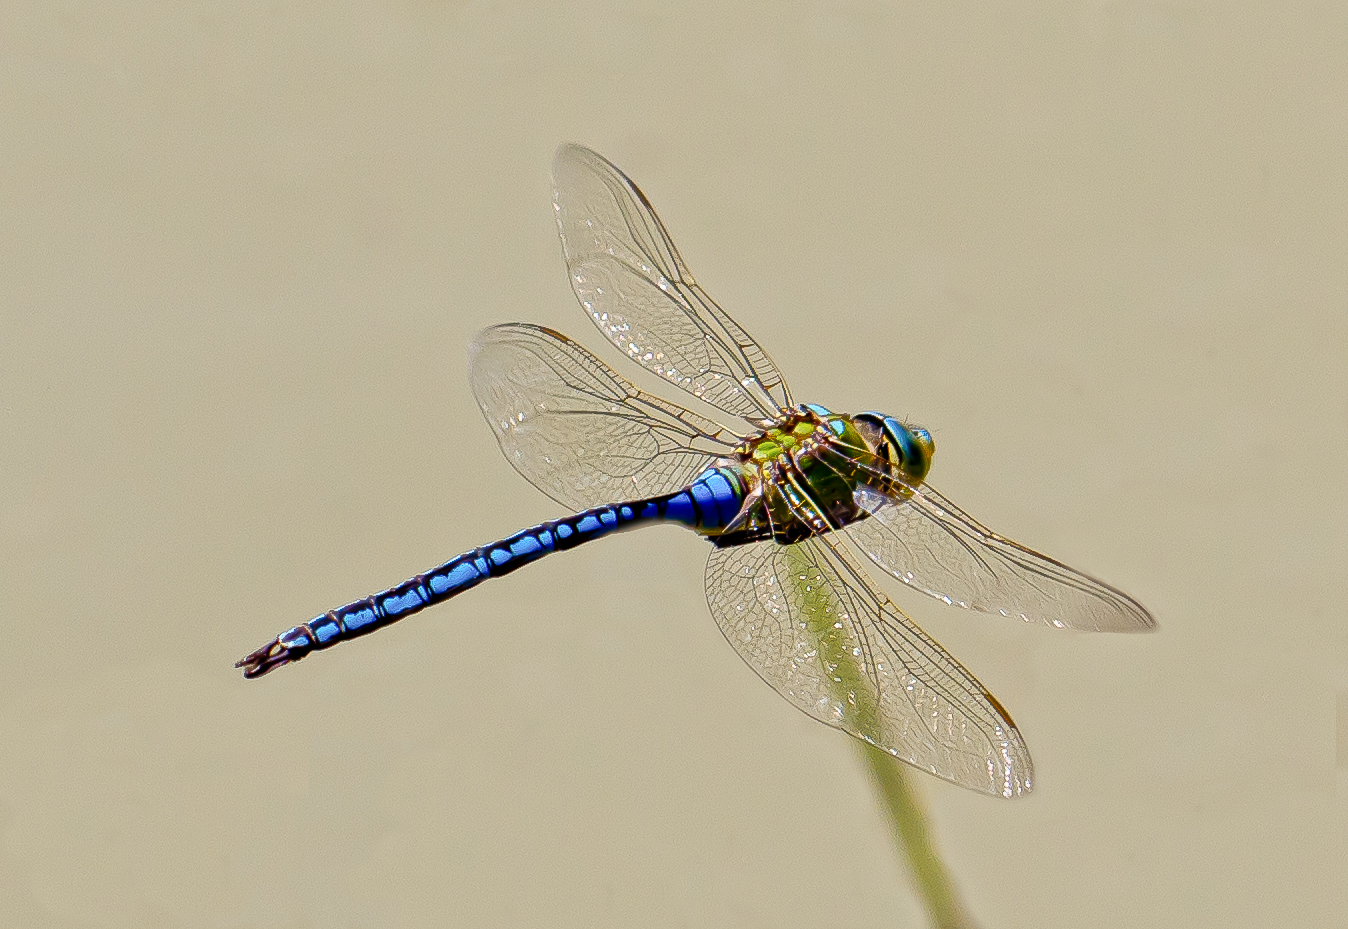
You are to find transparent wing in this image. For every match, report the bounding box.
[707,535,1032,797]
[553,143,792,422]
[469,323,741,511]
[812,443,1155,633]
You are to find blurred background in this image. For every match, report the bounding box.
[1,2,1343,926]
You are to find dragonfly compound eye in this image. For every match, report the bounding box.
[879,416,933,482]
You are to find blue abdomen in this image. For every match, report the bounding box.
[651,467,746,533]
[237,466,748,677]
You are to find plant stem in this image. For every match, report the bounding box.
[856,742,978,929]
[782,543,976,928]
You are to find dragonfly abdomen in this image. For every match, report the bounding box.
[236,467,746,678]
[650,466,746,533]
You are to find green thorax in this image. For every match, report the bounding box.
[712,406,927,547]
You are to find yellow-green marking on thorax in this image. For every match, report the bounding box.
[750,420,821,462]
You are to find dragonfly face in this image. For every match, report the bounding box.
[853,412,934,484]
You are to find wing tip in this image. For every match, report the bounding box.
[553,142,617,192]
[1103,598,1158,633]
[1133,603,1159,632]
[553,141,595,165]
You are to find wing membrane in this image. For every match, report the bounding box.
[552,144,792,421]
[812,443,1155,632]
[706,535,1032,797]
[469,323,740,510]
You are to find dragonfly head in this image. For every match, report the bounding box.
[853,412,935,483]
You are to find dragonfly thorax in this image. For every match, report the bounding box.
[711,405,920,547]
[733,404,934,485]
[734,412,827,463]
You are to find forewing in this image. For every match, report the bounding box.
[552,144,792,421]
[839,465,1155,632]
[469,323,739,510]
[706,536,1033,797]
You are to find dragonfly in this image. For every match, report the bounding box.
[238,144,1154,797]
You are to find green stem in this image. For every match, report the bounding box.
[856,742,977,929]
[783,544,976,929]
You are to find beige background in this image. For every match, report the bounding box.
[2,2,1343,927]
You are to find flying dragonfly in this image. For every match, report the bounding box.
[238,145,1154,797]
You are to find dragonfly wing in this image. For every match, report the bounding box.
[469,323,740,510]
[706,535,1032,797]
[552,144,792,421]
[845,478,1156,633]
